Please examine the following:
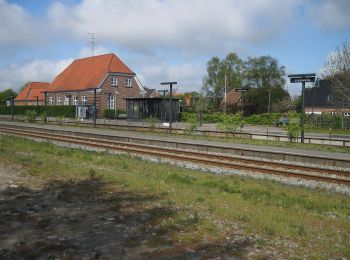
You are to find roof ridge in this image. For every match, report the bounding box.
[73,53,113,62]
[107,53,114,72]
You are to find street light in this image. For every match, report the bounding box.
[160,82,177,133]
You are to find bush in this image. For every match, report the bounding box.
[217,114,242,135]
[184,113,199,135]
[24,110,36,123]
[146,116,157,132]
[39,111,48,123]
[285,123,301,142]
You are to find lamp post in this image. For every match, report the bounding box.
[267,89,271,140]
[160,82,177,133]
[93,89,97,128]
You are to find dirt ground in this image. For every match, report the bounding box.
[0,159,260,259]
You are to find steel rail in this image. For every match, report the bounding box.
[1,125,349,178]
[0,127,349,186]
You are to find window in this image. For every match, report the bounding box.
[111,77,118,86]
[108,96,115,109]
[49,97,54,105]
[56,97,61,105]
[329,112,336,115]
[344,112,350,117]
[125,78,132,87]
[82,96,87,105]
[64,96,70,105]
[73,96,78,105]
[327,95,332,101]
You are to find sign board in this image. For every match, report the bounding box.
[235,88,248,92]
[290,77,316,83]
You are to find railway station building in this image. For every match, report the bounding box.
[44,53,145,118]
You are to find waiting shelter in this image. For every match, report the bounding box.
[125,97,180,121]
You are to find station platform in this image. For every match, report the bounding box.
[1,120,349,168]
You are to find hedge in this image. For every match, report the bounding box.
[103,109,126,119]
[0,105,76,118]
[181,112,284,125]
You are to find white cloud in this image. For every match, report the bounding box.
[137,61,205,93]
[0,58,73,91]
[0,0,45,48]
[307,0,350,29]
[48,0,300,54]
[78,45,110,58]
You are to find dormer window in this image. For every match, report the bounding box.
[111,77,118,86]
[125,78,132,87]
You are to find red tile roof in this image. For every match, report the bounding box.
[220,89,241,106]
[47,53,135,92]
[15,82,49,101]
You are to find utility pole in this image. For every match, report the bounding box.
[224,74,227,114]
[267,89,271,140]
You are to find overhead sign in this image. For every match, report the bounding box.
[290,76,316,83]
[235,88,248,92]
[288,73,316,84]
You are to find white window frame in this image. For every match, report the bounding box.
[49,97,54,105]
[109,96,115,109]
[82,96,88,105]
[56,97,61,105]
[64,96,69,105]
[111,77,118,86]
[73,96,78,105]
[344,112,350,117]
[125,78,132,87]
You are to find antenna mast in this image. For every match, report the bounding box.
[88,32,96,57]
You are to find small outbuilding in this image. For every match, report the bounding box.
[126,97,180,121]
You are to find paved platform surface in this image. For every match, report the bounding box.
[1,120,349,162]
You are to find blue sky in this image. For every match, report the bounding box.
[0,0,349,96]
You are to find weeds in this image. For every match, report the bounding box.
[1,135,350,258]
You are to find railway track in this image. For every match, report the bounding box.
[0,125,350,186]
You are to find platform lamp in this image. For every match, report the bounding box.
[160,82,177,133]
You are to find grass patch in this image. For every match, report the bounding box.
[0,134,349,258]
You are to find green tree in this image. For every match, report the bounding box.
[322,41,350,111]
[244,55,286,88]
[243,56,288,114]
[0,89,17,105]
[202,53,243,106]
